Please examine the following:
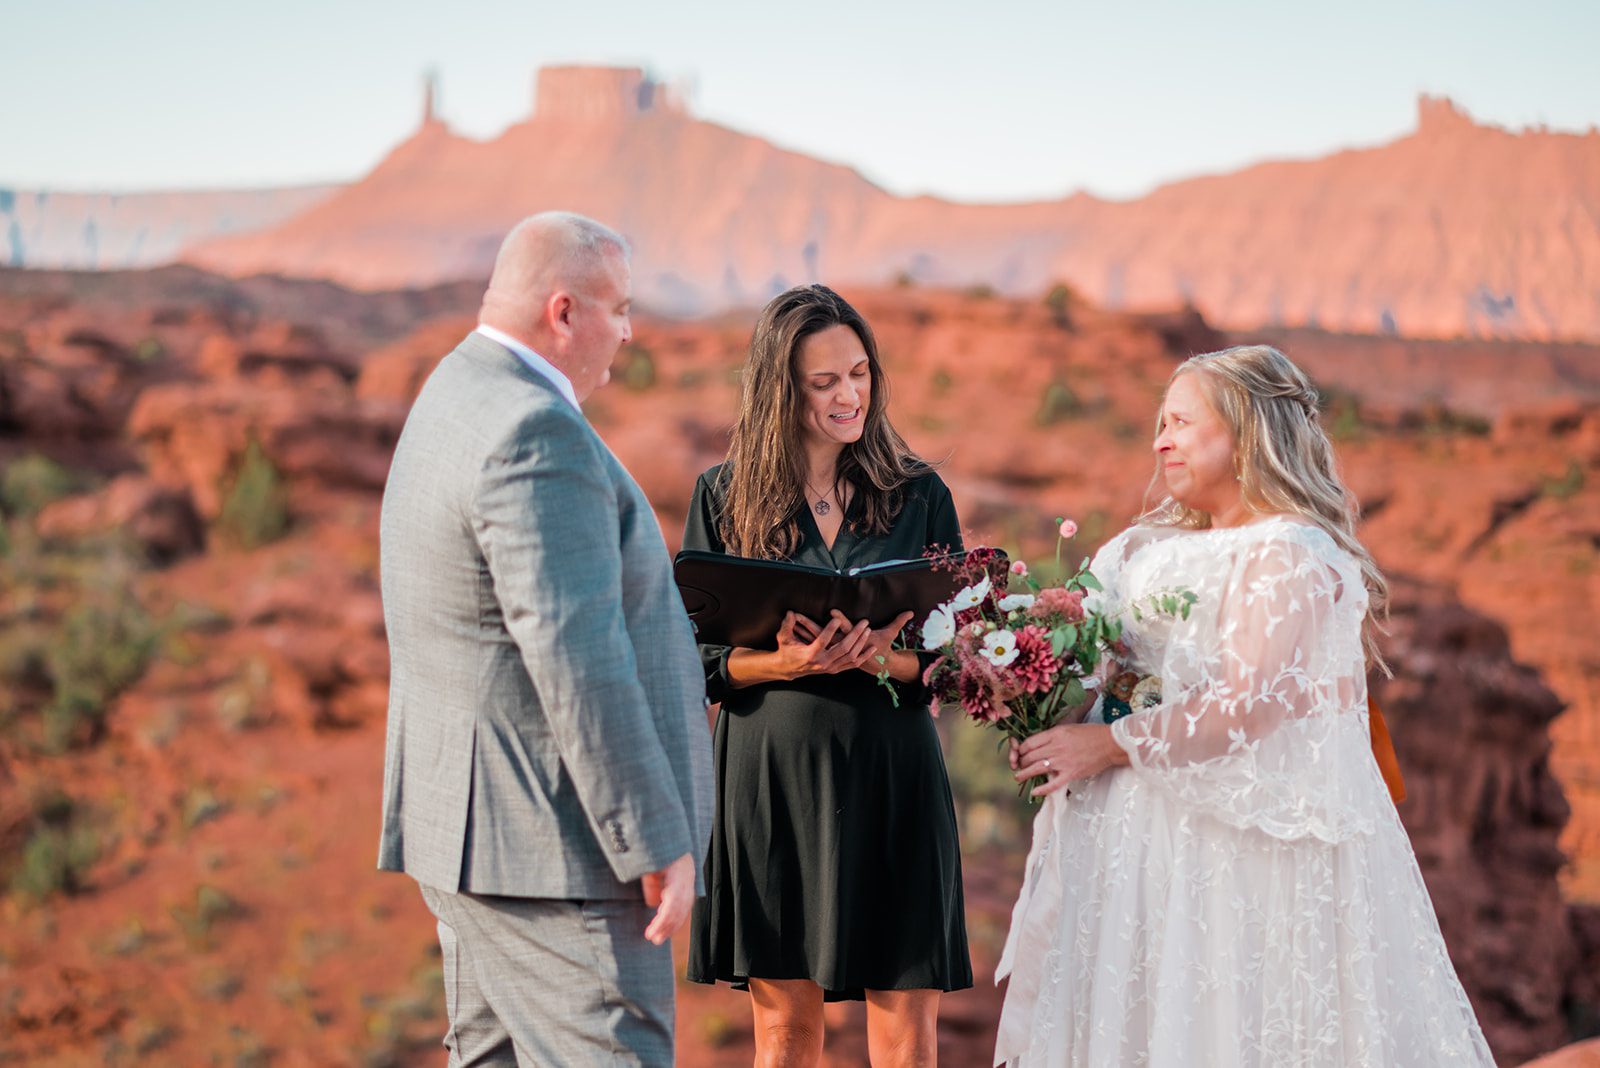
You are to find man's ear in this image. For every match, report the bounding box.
[547,292,574,338]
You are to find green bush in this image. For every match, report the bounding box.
[132,337,166,363]
[1541,460,1585,501]
[42,592,159,750]
[8,791,100,901]
[615,343,657,392]
[0,454,81,518]
[1044,282,1080,326]
[1318,387,1368,442]
[217,439,289,548]
[1034,378,1085,426]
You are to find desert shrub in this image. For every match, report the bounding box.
[1541,460,1585,501]
[964,283,997,301]
[1034,378,1085,426]
[217,439,289,548]
[170,883,244,950]
[181,786,228,830]
[8,790,100,901]
[42,591,159,750]
[0,624,51,691]
[195,965,243,1001]
[615,343,656,392]
[0,454,81,518]
[1411,402,1491,437]
[1318,387,1369,441]
[1044,282,1081,326]
[362,961,446,1066]
[132,337,166,363]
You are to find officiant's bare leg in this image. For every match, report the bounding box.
[750,978,824,1068]
[864,989,939,1067]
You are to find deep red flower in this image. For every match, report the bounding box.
[1009,625,1059,694]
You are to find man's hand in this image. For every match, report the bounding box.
[640,852,696,945]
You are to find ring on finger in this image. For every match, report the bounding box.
[1043,759,1051,769]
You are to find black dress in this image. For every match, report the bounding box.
[684,465,972,1002]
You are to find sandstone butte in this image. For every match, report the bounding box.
[0,265,1597,1063]
[170,65,1600,341]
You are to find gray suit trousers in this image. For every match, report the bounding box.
[419,884,674,1067]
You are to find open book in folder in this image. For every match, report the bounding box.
[673,548,1005,650]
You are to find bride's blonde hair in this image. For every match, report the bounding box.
[1140,344,1391,674]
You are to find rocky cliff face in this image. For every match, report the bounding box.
[0,267,1595,1063]
[1375,581,1599,1063]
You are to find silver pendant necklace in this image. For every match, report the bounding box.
[806,481,836,516]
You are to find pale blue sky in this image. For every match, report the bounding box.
[3,0,1597,202]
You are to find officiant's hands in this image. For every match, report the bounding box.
[775,611,875,677]
[1011,723,1131,798]
[641,852,696,945]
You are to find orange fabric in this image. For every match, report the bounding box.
[1368,696,1407,805]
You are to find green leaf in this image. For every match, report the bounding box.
[1051,630,1068,657]
[1064,676,1086,709]
[1078,571,1102,592]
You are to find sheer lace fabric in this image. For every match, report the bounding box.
[994,518,1493,1067]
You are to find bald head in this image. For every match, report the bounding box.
[478,212,634,401]
[480,212,629,331]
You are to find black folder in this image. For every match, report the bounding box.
[673,548,1003,650]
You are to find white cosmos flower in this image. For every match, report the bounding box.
[998,593,1036,613]
[921,606,956,650]
[979,629,1020,668]
[952,574,991,611]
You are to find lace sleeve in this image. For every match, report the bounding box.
[1109,527,1383,843]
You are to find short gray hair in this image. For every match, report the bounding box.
[496,211,628,288]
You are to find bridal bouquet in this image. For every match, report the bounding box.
[915,519,1193,798]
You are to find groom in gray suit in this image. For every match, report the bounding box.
[378,212,713,1066]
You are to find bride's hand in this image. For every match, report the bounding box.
[1013,723,1130,798]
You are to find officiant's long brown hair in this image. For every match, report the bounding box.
[716,284,930,560]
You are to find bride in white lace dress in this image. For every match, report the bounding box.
[993,346,1493,1067]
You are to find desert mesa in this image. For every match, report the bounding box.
[4,65,1598,340]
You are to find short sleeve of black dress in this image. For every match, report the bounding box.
[684,466,973,1001]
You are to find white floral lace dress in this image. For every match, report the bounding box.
[993,517,1493,1067]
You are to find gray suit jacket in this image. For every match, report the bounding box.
[377,331,713,899]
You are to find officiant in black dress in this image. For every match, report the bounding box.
[683,284,971,1067]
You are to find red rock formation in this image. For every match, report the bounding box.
[1,268,1596,1064]
[180,71,1600,341]
[1375,580,1582,1063]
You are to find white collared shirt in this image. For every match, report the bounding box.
[474,325,580,411]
